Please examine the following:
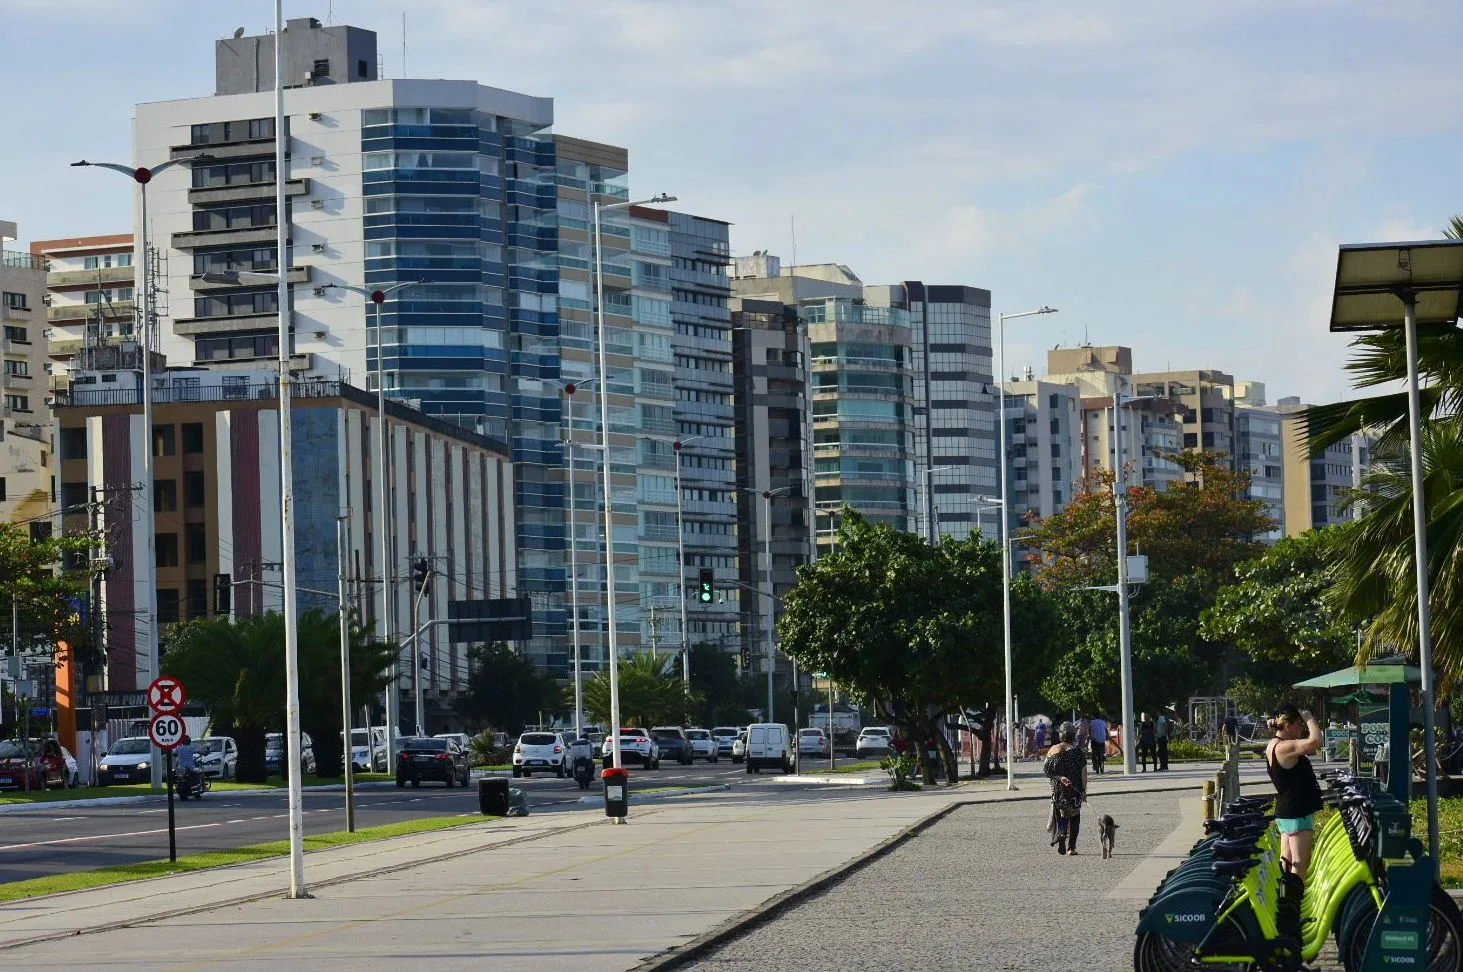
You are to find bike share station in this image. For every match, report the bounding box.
[1133,662,1462,971]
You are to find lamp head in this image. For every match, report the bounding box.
[564,383,578,396]
[133,167,152,185]
[649,193,678,204]
[672,439,683,451]
[1038,306,1057,314]
[70,160,90,167]
[370,290,386,304]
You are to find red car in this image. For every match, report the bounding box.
[0,738,67,791]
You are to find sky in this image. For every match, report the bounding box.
[3,0,1461,405]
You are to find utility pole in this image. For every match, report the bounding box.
[1112,392,1137,775]
[648,605,659,658]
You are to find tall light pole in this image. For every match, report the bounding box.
[593,192,676,769]
[336,515,354,832]
[560,378,600,738]
[758,485,794,721]
[72,151,211,790]
[324,281,420,755]
[995,306,1057,791]
[1112,391,1138,775]
[672,436,702,692]
[922,464,958,544]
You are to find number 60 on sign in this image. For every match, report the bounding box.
[149,713,185,750]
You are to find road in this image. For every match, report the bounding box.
[0,755,867,883]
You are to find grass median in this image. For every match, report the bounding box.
[0,773,398,806]
[0,813,487,903]
[806,761,882,775]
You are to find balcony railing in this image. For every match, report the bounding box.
[2,250,42,271]
[55,377,348,408]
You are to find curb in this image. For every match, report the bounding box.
[577,784,730,806]
[634,798,968,970]
[0,780,399,814]
[767,775,880,786]
[0,813,607,953]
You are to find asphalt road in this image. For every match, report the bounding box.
[0,755,866,883]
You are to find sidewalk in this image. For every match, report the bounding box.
[0,763,1222,970]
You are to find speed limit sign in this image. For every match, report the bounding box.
[149,712,185,750]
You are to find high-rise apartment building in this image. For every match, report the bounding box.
[1131,367,1239,469]
[31,234,136,380]
[1277,397,1373,536]
[1228,380,1285,541]
[0,221,51,525]
[999,377,1083,524]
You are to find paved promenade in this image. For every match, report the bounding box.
[0,763,1230,970]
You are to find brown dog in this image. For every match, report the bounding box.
[1099,814,1119,859]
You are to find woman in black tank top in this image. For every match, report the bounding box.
[1265,702,1324,880]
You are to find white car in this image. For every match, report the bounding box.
[711,726,740,756]
[601,728,660,769]
[684,728,719,763]
[513,731,569,778]
[345,727,387,773]
[855,726,894,760]
[731,731,747,763]
[798,728,830,757]
[434,732,471,750]
[198,737,239,780]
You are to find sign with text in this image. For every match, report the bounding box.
[148,712,185,750]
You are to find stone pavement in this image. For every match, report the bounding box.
[0,761,1231,970]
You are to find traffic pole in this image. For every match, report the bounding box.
[165,749,176,863]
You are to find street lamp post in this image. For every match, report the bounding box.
[593,192,676,770]
[560,378,600,738]
[324,281,422,759]
[1112,390,1138,776]
[758,486,793,721]
[672,437,702,694]
[71,152,211,790]
[922,465,958,543]
[995,306,1057,791]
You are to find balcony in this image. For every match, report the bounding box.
[49,301,133,322]
[0,304,34,322]
[171,225,279,250]
[188,265,310,291]
[187,178,309,207]
[169,139,274,163]
[172,312,277,336]
[48,265,134,287]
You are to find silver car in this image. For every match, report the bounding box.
[855,726,893,760]
[198,737,239,780]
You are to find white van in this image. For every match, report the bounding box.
[744,723,793,774]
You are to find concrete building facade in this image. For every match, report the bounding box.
[1000,377,1083,525]
[30,234,136,381]
[1277,396,1373,536]
[0,222,52,525]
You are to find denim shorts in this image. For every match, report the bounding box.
[1276,814,1315,834]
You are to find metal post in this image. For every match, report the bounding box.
[165,749,176,862]
[1401,292,1441,870]
[373,296,399,764]
[337,516,355,832]
[593,200,622,772]
[138,181,162,792]
[273,0,307,897]
[1113,392,1138,775]
[675,444,690,692]
[763,491,774,721]
[567,436,583,738]
[412,568,428,736]
[996,314,1016,791]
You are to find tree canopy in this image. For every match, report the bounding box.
[583,653,694,728]
[455,642,564,734]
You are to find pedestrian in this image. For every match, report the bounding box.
[1034,720,1048,754]
[1138,713,1157,771]
[1265,703,1324,883]
[1044,722,1088,856]
[1155,710,1171,771]
[1088,712,1109,774]
[1074,715,1090,752]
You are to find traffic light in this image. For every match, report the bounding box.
[698,568,714,603]
[214,573,232,616]
[412,557,432,593]
[739,644,750,669]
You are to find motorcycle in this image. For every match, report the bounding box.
[171,765,210,800]
[572,756,596,791]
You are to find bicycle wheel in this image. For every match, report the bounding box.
[1134,925,1254,972]
[1341,885,1463,972]
[1335,884,1380,972]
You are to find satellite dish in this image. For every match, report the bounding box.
[233,27,246,38]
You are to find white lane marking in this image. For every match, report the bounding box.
[49,816,83,823]
[0,821,223,852]
[137,809,166,814]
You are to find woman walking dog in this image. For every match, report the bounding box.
[1044,722,1088,855]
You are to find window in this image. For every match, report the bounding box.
[153,425,175,457]
[312,58,330,79]
[4,360,28,377]
[186,523,207,564]
[187,579,209,618]
[182,423,204,454]
[3,326,26,344]
[185,470,206,507]
[357,59,369,78]
[1050,442,1061,458]
[59,426,86,461]
[2,292,26,310]
[4,395,29,412]
[157,589,181,624]
[154,479,177,512]
[156,533,179,567]
[83,257,99,270]
[0,477,5,502]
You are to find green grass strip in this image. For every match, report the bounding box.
[0,773,400,805]
[0,813,485,903]
[806,761,883,775]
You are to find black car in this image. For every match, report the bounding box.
[395,737,471,788]
[650,727,694,766]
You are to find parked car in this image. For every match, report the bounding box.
[711,726,740,756]
[731,731,748,763]
[61,744,81,788]
[395,736,471,788]
[855,726,893,760]
[0,738,68,790]
[602,728,660,769]
[265,732,317,777]
[198,737,239,780]
[745,724,793,774]
[97,736,154,786]
[650,727,694,765]
[798,727,830,758]
[513,731,569,778]
[434,732,472,751]
[343,727,387,773]
[684,728,719,763]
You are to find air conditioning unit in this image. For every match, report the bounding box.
[311,243,325,253]
[308,112,322,121]
[309,156,325,166]
[310,199,324,209]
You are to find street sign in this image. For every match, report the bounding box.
[148,676,186,714]
[148,712,185,750]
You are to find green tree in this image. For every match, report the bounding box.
[162,610,394,782]
[0,523,95,675]
[776,511,1061,782]
[455,642,563,734]
[583,653,695,728]
[687,643,754,727]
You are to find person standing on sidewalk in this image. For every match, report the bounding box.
[1045,722,1088,855]
[1155,710,1171,770]
[1137,714,1157,771]
[1265,703,1324,880]
[1088,712,1109,774]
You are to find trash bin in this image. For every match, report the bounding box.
[603,766,629,819]
[478,776,509,816]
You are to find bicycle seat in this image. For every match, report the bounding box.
[1210,837,1262,858]
[1212,858,1258,879]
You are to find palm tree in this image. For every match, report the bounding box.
[583,653,697,727]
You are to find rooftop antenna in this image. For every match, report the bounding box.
[326,0,333,25]
[790,215,797,268]
[402,11,408,78]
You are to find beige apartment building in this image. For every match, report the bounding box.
[0,220,53,525]
[30,233,136,380]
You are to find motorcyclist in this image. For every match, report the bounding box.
[567,734,595,780]
[174,734,200,792]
